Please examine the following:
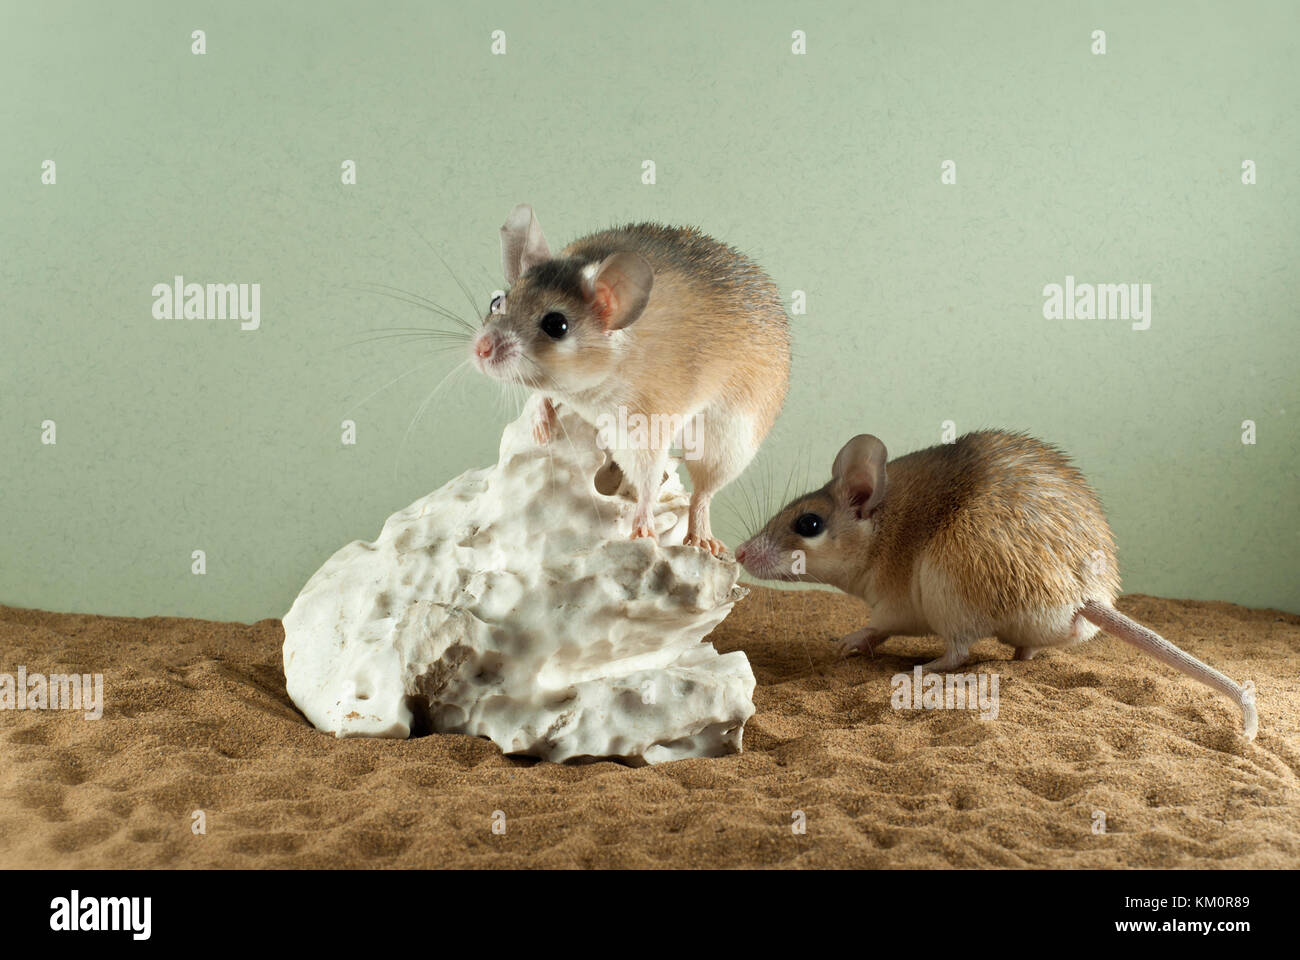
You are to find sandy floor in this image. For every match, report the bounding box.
[1,588,1296,868]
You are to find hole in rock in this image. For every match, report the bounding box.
[593,459,624,496]
[405,694,433,737]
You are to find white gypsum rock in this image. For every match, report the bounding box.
[282,396,755,765]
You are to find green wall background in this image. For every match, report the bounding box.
[2,0,1297,622]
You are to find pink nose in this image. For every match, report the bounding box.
[734,545,748,564]
[475,335,495,359]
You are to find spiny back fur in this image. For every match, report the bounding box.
[871,430,1121,617]
[559,222,791,435]
[565,223,789,322]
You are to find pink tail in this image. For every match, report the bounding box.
[1080,600,1257,740]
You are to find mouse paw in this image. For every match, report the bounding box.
[532,397,557,445]
[835,627,888,658]
[919,653,969,673]
[630,520,658,541]
[683,533,727,556]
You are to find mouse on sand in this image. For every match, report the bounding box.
[735,429,1258,740]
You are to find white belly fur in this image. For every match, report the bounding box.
[866,556,1104,649]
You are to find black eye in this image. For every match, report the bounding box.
[794,513,825,538]
[489,294,504,313]
[540,311,568,339]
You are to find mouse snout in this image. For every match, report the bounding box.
[473,331,516,372]
[474,332,498,360]
[738,535,795,580]
[735,535,782,580]
[472,328,525,383]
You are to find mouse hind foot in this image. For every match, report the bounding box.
[683,531,726,556]
[682,486,725,554]
[921,636,974,672]
[682,407,764,555]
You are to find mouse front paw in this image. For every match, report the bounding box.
[835,626,888,658]
[533,397,558,445]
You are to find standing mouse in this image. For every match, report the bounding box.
[734,429,1258,739]
[472,204,791,554]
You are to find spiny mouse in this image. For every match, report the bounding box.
[735,429,1258,740]
[473,204,791,555]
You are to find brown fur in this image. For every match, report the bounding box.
[751,431,1121,614]
[481,212,791,550]
[563,223,790,436]
[495,224,789,431]
[867,431,1121,615]
[739,431,1257,738]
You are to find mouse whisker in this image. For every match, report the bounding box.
[353,324,473,337]
[344,331,473,349]
[402,222,485,320]
[732,473,764,540]
[392,359,472,485]
[342,355,449,417]
[353,283,478,333]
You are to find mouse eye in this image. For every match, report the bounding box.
[793,513,825,538]
[540,311,569,339]
[489,294,505,314]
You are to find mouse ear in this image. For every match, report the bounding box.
[831,434,889,519]
[581,252,653,331]
[500,204,551,285]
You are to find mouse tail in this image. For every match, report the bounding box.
[1079,599,1257,741]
